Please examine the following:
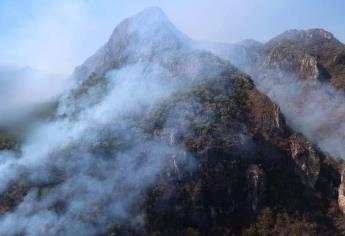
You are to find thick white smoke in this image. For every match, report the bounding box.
[254,71,345,159]
[0,63,196,235]
[0,66,69,126]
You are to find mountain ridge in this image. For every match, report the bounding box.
[206,28,345,89]
[0,8,344,236]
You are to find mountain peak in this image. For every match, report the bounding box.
[101,6,194,56]
[267,28,337,47]
[122,7,171,31]
[75,7,194,80]
[282,28,334,40]
[122,7,178,39]
[133,6,167,21]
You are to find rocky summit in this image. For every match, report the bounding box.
[207,28,345,90]
[0,7,345,236]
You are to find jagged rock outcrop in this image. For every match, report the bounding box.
[263,48,321,80]
[259,29,344,84]
[289,133,321,187]
[246,164,266,214]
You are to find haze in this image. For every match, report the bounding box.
[0,0,344,74]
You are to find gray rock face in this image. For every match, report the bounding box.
[289,133,321,188]
[246,164,266,214]
[338,168,345,214]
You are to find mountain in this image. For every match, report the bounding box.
[206,29,345,160]
[62,7,228,115]
[264,29,345,88]
[206,29,345,90]
[0,8,344,236]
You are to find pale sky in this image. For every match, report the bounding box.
[0,0,344,74]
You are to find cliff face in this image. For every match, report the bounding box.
[262,29,345,89]
[266,29,345,83]
[0,9,344,236]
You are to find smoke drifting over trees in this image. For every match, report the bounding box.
[0,4,345,236]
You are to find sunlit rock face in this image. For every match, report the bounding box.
[260,29,345,87]
[0,7,344,236]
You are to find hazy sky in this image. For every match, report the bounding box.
[0,0,344,74]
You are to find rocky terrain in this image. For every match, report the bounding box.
[207,29,345,90]
[0,7,344,236]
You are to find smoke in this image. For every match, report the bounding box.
[205,41,345,160]
[0,6,239,234]
[2,2,343,235]
[0,66,69,127]
[0,63,197,235]
[253,71,345,159]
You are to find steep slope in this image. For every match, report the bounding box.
[206,29,345,159]
[57,15,345,235]
[61,7,227,115]
[210,33,345,144]
[73,7,193,80]
[0,9,343,236]
[139,71,343,235]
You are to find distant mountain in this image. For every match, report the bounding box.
[260,29,345,91]
[207,28,345,90]
[0,8,344,236]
